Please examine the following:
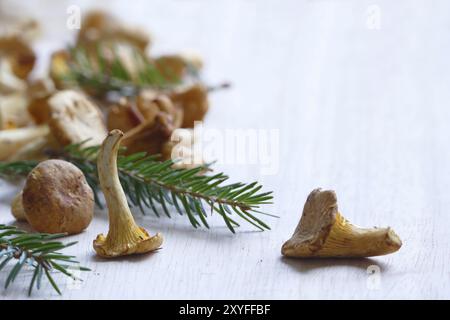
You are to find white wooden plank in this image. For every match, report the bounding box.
[1,0,449,299]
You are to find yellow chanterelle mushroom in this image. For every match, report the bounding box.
[93,129,163,258]
[282,188,402,258]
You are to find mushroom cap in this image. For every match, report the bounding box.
[154,55,187,82]
[107,98,145,133]
[0,36,36,79]
[22,159,94,234]
[77,11,150,51]
[122,113,174,156]
[170,84,209,128]
[282,189,338,255]
[94,228,163,258]
[137,90,183,128]
[11,191,26,222]
[48,90,108,147]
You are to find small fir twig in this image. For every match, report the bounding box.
[0,143,275,233]
[59,45,230,98]
[61,45,179,97]
[0,224,90,296]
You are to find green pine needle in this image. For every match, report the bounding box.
[0,143,275,233]
[60,45,182,97]
[0,224,90,296]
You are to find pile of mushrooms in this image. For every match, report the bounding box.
[0,11,208,164]
[0,11,211,258]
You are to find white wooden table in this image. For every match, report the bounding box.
[1,0,449,299]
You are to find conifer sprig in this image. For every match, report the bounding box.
[0,224,89,296]
[0,143,275,233]
[61,46,181,97]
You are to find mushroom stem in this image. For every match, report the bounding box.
[320,213,402,257]
[94,129,163,258]
[97,130,141,237]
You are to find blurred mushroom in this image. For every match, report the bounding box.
[77,11,150,52]
[0,36,36,80]
[8,135,56,161]
[48,90,108,147]
[107,91,183,133]
[0,93,32,129]
[27,78,56,124]
[0,125,49,160]
[155,55,187,83]
[170,84,209,128]
[107,97,145,133]
[122,113,174,156]
[0,15,40,43]
[0,60,27,94]
[137,89,183,128]
[155,53,203,82]
[49,50,71,89]
[179,51,204,71]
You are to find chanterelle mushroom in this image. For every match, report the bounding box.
[48,90,107,147]
[77,11,150,52]
[93,130,163,258]
[0,36,36,80]
[121,113,174,156]
[281,188,402,258]
[137,89,183,129]
[107,98,145,133]
[170,84,209,128]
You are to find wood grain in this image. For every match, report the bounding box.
[1,0,449,299]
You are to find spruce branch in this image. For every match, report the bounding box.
[59,45,229,98]
[61,45,180,97]
[0,224,90,296]
[0,143,275,233]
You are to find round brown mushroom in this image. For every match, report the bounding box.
[11,191,26,222]
[22,159,94,234]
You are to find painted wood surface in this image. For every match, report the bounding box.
[0,0,449,299]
